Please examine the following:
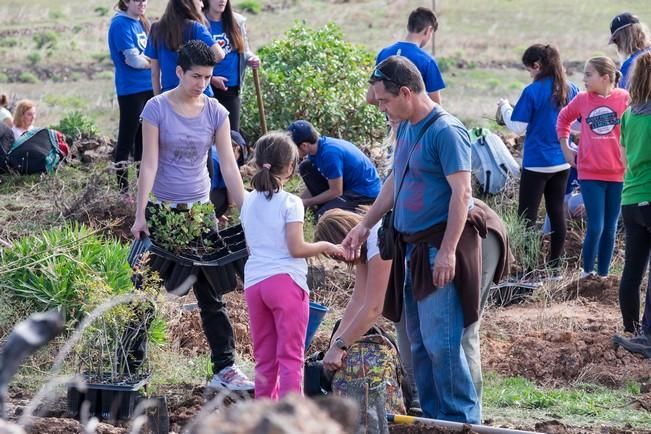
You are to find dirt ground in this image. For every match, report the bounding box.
[482,275,651,388]
[3,170,650,433]
[4,271,650,434]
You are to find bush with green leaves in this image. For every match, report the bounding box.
[52,110,99,140]
[74,269,166,381]
[33,31,58,50]
[240,22,385,146]
[238,0,261,14]
[94,6,109,16]
[0,224,133,321]
[17,71,38,84]
[27,51,41,66]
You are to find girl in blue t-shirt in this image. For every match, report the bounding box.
[144,0,225,95]
[203,0,260,132]
[497,44,578,269]
[108,0,154,193]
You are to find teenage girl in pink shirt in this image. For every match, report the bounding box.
[557,57,629,278]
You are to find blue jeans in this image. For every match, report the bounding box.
[403,244,480,423]
[579,180,623,276]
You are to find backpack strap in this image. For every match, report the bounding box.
[8,128,46,153]
[394,110,446,202]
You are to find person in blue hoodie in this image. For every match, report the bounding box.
[203,0,260,133]
[108,0,154,193]
[144,0,224,96]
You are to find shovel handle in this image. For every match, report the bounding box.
[252,68,267,135]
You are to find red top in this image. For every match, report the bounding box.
[557,89,629,182]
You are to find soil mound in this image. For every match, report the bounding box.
[483,329,651,387]
[560,275,620,305]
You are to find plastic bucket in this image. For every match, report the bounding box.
[305,302,329,349]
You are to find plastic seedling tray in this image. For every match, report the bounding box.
[129,224,248,267]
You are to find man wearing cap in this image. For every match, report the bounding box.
[288,120,381,218]
[368,7,446,106]
[608,12,651,89]
[342,55,480,423]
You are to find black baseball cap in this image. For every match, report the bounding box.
[287,120,316,145]
[609,12,640,44]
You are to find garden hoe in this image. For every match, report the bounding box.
[252,68,267,135]
[386,414,540,434]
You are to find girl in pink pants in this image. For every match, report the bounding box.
[239,132,344,399]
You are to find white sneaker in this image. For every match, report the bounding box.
[579,270,595,279]
[208,365,254,391]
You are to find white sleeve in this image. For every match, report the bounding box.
[123,48,150,69]
[285,194,304,223]
[500,104,528,136]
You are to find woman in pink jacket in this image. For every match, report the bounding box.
[557,56,629,278]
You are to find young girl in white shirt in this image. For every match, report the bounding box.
[238,131,344,399]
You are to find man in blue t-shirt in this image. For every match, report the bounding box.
[342,56,480,424]
[287,120,381,218]
[369,7,446,106]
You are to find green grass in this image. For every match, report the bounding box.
[483,373,651,428]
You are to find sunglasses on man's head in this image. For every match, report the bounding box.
[371,66,400,85]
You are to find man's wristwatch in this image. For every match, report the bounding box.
[334,337,348,351]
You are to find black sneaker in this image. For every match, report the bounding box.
[613,334,651,358]
[628,333,651,345]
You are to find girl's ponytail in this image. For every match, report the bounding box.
[250,163,282,200]
[0,94,7,108]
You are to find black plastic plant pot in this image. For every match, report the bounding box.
[67,375,150,422]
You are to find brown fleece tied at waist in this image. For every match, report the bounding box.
[383,206,486,327]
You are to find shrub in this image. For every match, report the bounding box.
[18,71,39,84]
[240,22,385,146]
[0,72,8,83]
[92,52,111,64]
[0,224,134,321]
[484,179,542,273]
[238,0,262,14]
[0,38,18,48]
[33,31,58,50]
[74,269,165,380]
[49,10,64,20]
[53,111,99,140]
[27,51,41,66]
[94,6,109,16]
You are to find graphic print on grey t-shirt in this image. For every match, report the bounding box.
[172,134,201,163]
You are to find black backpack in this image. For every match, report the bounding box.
[0,123,13,173]
[6,128,65,174]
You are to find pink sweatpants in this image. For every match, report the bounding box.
[245,273,309,400]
